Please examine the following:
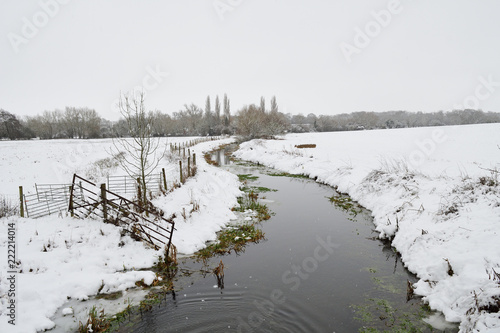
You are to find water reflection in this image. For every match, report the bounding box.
[120,148,457,333]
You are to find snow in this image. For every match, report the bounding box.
[0,136,241,332]
[2,125,500,332]
[233,123,500,332]
[61,308,73,316]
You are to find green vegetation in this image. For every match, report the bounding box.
[266,171,309,179]
[352,268,437,332]
[353,298,434,333]
[241,186,277,193]
[327,195,363,221]
[195,172,273,260]
[106,279,174,332]
[238,173,259,181]
[233,191,272,221]
[196,223,265,260]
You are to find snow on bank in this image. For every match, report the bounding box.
[0,137,241,332]
[153,138,242,255]
[234,124,500,332]
[0,216,158,332]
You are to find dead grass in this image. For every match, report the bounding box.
[294,144,316,148]
[78,306,110,333]
[0,195,17,218]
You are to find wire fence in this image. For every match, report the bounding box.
[20,136,208,219]
[70,174,175,254]
[24,184,73,218]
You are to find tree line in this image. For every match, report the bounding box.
[1,98,500,140]
[290,109,500,133]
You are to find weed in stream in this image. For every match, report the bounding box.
[353,297,434,333]
[240,185,277,193]
[266,171,309,179]
[352,268,437,332]
[327,195,363,221]
[233,191,272,221]
[78,306,110,333]
[195,223,265,260]
[107,278,174,331]
[153,244,178,276]
[109,299,133,326]
[238,174,259,182]
[213,259,225,288]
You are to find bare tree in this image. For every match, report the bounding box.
[235,104,266,139]
[265,109,289,136]
[111,92,165,208]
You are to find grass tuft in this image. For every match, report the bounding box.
[328,195,363,221]
[196,223,265,260]
[266,171,309,179]
[238,174,259,181]
[78,306,110,333]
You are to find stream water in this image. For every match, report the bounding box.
[120,147,458,333]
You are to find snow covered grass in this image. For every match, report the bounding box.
[0,136,242,332]
[234,123,500,332]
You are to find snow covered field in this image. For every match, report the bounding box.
[234,123,500,332]
[1,124,500,332]
[0,137,241,332]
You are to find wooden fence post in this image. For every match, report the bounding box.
[193,153,196,166]
[162,168,167,192]
[188,156,191,178]
[68,185,74,217]
[100,184,108,221]
[19,186,24,218]
[179,161,183,183]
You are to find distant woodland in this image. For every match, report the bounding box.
[1,95,500,140]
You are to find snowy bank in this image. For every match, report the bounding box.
[233,124,500,332]
[0,137,241,332]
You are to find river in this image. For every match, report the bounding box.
[119,146,457,332]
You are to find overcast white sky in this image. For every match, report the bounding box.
[1,0,500,120]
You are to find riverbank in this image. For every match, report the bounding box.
[0,137,242,332]
[233,124,500,332]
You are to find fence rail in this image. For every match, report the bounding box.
[23,184,73,218]
[107,173,164,195]
[70,174,175,255]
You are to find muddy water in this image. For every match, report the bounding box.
[123,148,457,332]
